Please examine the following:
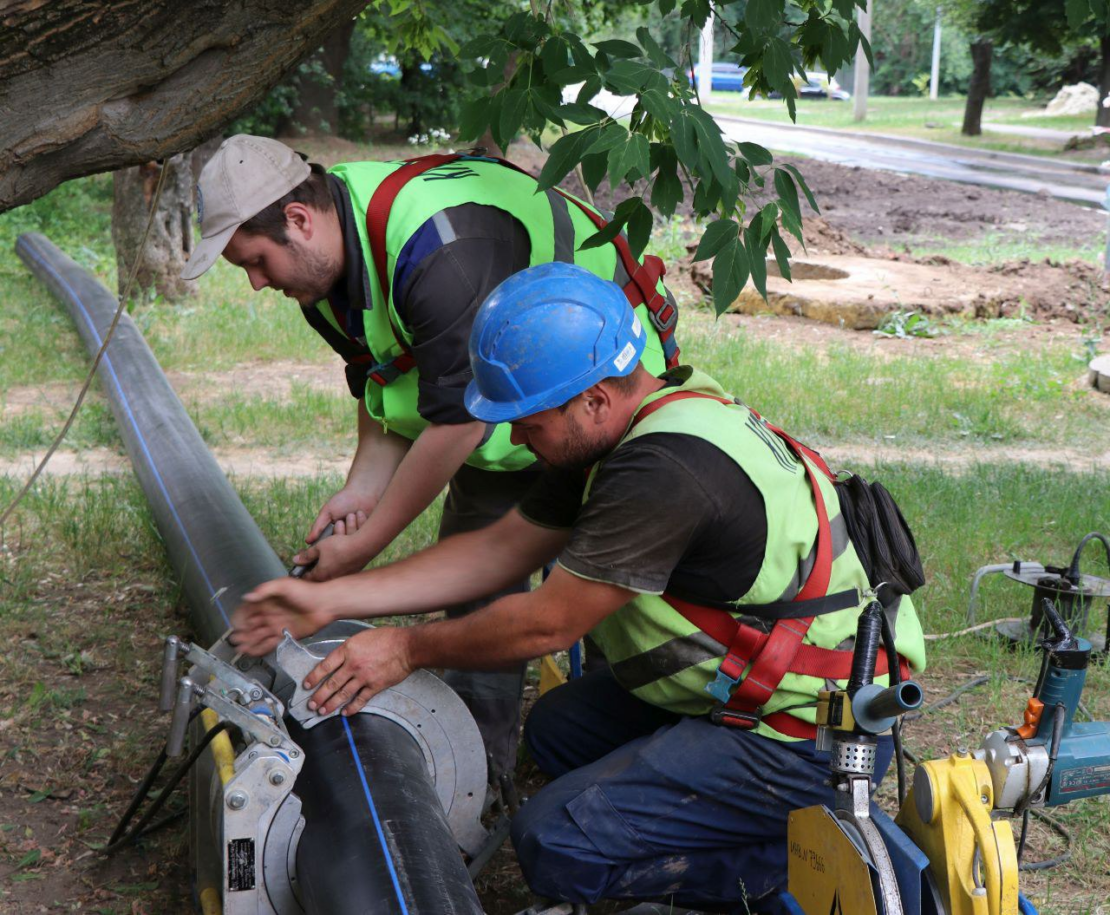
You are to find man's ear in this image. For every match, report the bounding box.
[284,202,314,241]
[580,384,612,424]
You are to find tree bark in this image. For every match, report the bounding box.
[0,1,368,215]
[962,39,993,137]
[111,154,194,301]
[278,20,355,137]
[1097,33,1110,130]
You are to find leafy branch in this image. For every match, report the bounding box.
[458,0,868,313]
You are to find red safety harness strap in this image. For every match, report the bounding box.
[631,391,908,738]
[361,153,681,387]
[361,153,461,384]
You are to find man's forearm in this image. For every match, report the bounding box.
[401,591,572,671]
[343,420,486,560]
[318,509,567,621]
[347,402,409,494]
[397,569,632,672]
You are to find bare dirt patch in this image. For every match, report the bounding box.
[0,570,193,913]
[510,141,1110,328]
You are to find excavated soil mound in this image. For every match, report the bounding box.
[688,251,1109,327]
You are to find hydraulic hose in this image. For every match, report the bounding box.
[18,233,482,913]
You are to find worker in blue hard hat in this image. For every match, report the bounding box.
[230,262,926,908]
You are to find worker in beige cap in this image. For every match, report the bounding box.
[182,134,680,777]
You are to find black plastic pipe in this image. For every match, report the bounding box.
[17,232,482,914]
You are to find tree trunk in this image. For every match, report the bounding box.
[111,154,194,301]
[1097,33,1110,129]
[278,20,355,137]
[962,39,993,137]
[0,1,368,215]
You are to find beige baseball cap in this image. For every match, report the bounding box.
[181,135,312,280]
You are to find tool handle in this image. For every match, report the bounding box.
[167,676,199,757]
[289,522,335,578]
[159,636,183,713]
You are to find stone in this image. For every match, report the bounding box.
[1090,354,1110,394]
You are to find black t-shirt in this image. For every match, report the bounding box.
[326,176,530,424]
[519,432,768,605]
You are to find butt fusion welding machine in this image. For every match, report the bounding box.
[777,593,1110,915]
[155,622,489,914]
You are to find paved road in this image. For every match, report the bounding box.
[714,115,1108,208]
[579,87,1109,207]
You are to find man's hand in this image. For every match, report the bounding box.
[304,628,412,716]
[307,487,375,543]
[291,533,370,582]
[230,578,336,656]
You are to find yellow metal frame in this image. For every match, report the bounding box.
[195,707,236,915]
[896,752,1019,915]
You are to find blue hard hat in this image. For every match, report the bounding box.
[464,262,646,423]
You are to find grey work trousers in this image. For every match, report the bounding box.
[438,461,543,779]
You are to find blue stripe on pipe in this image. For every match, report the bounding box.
[342,716,410,913]
[16,237,230,625]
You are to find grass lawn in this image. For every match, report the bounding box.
[705,95,1104,159]
[1,164,1109,912]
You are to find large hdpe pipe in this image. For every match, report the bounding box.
[16,233,483,914]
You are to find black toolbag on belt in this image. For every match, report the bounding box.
[836,474,925,598]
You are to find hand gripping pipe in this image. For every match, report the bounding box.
[16,233,483,914]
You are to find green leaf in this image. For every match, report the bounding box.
[577,76,603,105]
[745,0,785,32]
[1066,0,1093,27]
[736,141,773,167]
[688,107,732,188]
[694,218,739,262]
[773,168,801,226]
[606,59,667,94]
[559,102,607,126]
[541,37,570,77]
[459,35,498,58]
[498,88,528,147]
[639,88,674,123]
[16,849,41,871]
[537,130,593,191]
[659,0,676,16]
[780,206,805,249]
[759,202,778,240]
[456,96,490,143]
[745,216,769,299]
[651,148,683,218]
[595,39,643,59]
[580,152,608,192]
[587,123,629,156]
[781,163,819,214]
[771,230,792,282]
[626,199,654,260]
[680,0,712,29]
[637,27,676,69]
[711,238,751,316]
[608,133,651,186]
[578,197,639,250]
[671,110,698,165]
[763,37,795,88]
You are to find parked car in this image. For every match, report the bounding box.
[796,71,851,101]
[688,62,749,93]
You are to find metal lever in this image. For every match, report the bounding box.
[290,522,335,578]
[167,676,202,757]
[159,636,183,712]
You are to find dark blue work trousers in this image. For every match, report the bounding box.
[512,668,893,912]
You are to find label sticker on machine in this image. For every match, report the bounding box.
[1059,764,1110,794]
[228,838,256,891]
